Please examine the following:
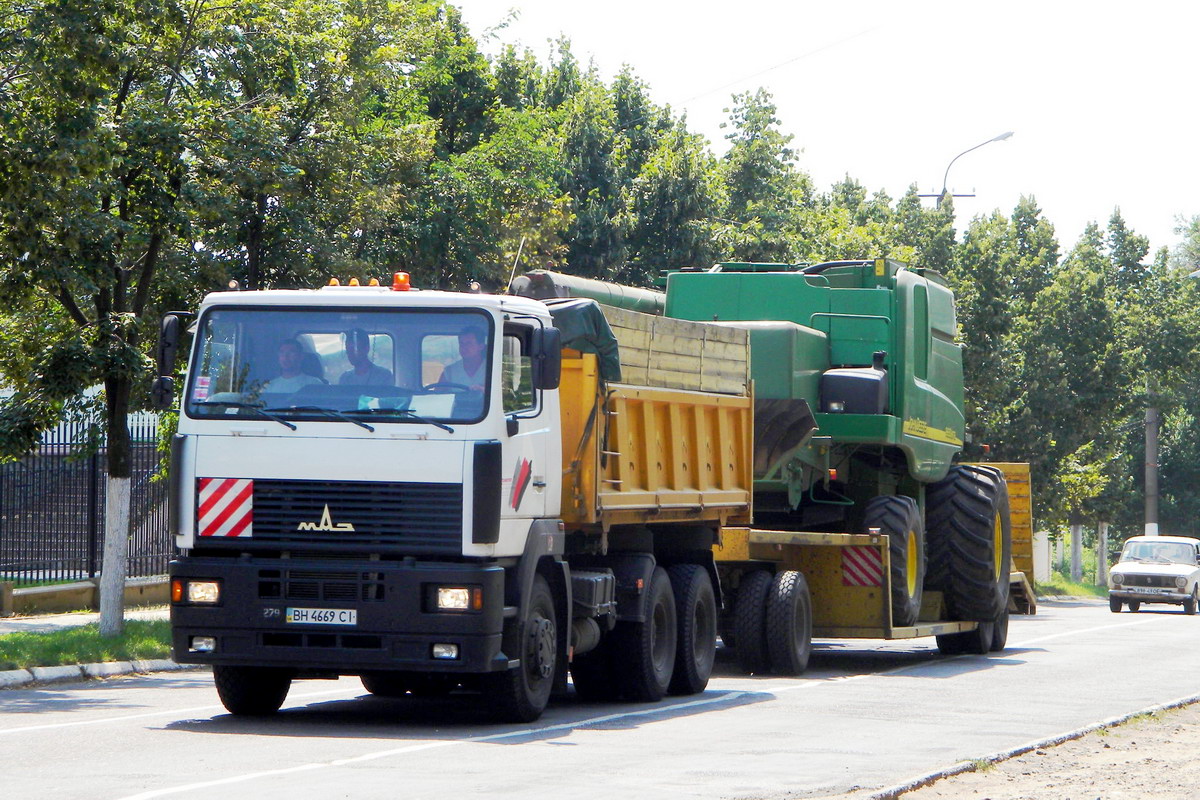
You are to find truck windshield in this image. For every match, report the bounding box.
[184,306,493,425]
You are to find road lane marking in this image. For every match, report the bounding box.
[1013,616,1162,647]
[0,687,358,736]
[115,691,761,800]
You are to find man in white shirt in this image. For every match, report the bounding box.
[438,327,486,391]
[263,339,324,394]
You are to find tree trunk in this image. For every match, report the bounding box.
[99,376,132,637]
[1070,523,1083,583]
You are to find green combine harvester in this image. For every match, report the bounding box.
[518,260,1018,658]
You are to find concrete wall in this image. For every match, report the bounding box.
[1,577,168,616]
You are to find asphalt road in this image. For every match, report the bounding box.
[2,598,1197,800]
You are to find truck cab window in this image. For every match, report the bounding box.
[502,332,535,414]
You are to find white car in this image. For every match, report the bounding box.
[1109,535,1200,614]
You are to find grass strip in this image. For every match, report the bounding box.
[1035,574,1108,598]
[0,620,172,671]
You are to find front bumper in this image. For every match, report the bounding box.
[1109,588,1188,604]
[170,556,509,674]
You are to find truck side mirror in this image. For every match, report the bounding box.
[151,312,191,410]
[531,326,562,391]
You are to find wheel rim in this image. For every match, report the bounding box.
[906,529,919,596]
[693,592,716,672]
[529,614,555,680]
[992,512,1004,581]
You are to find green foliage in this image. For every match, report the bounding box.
[0,619,171,670]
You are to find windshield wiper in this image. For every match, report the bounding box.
[349,407,455,433]
[268,405,375,432]
[194,400,297,430]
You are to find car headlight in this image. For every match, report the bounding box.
[1111,573,1124,585]
[1177,576,1188,588]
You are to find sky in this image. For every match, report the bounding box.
[451,0,1200,257]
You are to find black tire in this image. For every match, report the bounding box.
[1109,595,1123,613]
[732,570,773,674]
[925,465,1012,622]
[361,672,408,697]
[765,570,813,675]
[213,665,292,716]
[935,621,994,656]
[989,609,1009,652]
[484,574,557,722]
[611,566,677,702]
[863,495,925,627]
[667,564,717,696]
[1185,589,1197,616]
[1129,600,1141,612]
[718,584,738,650]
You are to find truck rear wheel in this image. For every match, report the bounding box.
[925,465,1012,622]
[766,570,813,675]
[863,495,925,627]
[667,564,717,696]
[213,665,292,715]
[733,570,773,674]
[485,574,557,722]
[612,566,677,702]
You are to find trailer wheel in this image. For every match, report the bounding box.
[733,570,773,674]
[612,566,677,702]
[989,610,1009,652]
[361,672,459,698]
[1109,595,1122,613]
[766,570,813,675]
[863,495,925,627]
[213,665,292,715]
[667,564,717,696]
[361,672,408,697]
[569,643,619,702]
[935,621,994,656]
[485,574,557,722]
[925,465,1012,622]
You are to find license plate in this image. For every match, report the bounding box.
[286,607,357,625]
[1126,586,1159,593]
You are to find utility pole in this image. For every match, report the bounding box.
[1070,522,1083,582]
[1145,402,1159,536]
[1097,521,1109,586]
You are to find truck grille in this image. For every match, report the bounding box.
[258,568,387,602]
[248,479,463,555]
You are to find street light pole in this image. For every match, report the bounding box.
[937,131,1014,208]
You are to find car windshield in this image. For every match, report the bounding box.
[184,306,493,424]
[1120,541,1197,565]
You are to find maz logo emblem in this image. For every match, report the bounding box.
[297,504,355,532]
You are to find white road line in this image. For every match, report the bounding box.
[1013,616,1162,647]
[0,687,358,736]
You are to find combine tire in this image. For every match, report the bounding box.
[667,564,717,696]
[611,566,677,702]
[484,574,557,722]
[925,465,1012,622]
[732,570,773,674]
[213,665,292,716]
[863,495,925,627]
[765,570,813,675]
[1109,595,1122,613]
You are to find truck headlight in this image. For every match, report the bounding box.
[1111,573,1124,585]
[187,581,221,604]
[1176,576,1188,588]
[437,587,471,610]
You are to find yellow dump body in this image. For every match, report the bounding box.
[559,351,754,530]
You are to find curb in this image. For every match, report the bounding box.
[864,692,1200,799]
[0,660,201,690]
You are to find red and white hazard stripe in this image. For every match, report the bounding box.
[842,545,883,587]
[197,478,253,538]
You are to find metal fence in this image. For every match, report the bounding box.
[0,415,171,588]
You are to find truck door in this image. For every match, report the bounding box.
[500,322,551,520]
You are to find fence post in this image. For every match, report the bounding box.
[87,447,100,579]
[1,581,12,617]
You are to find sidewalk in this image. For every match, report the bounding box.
[0,606,198,690]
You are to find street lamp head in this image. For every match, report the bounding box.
[992,131,1015,143]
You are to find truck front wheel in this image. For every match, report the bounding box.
[213,665,292,715]
[667,564,717,696]
[486,574,557,722]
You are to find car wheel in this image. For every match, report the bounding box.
[1109,595,1122,613]
[1128,600,1141,612]
[1185,588,1198,616]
